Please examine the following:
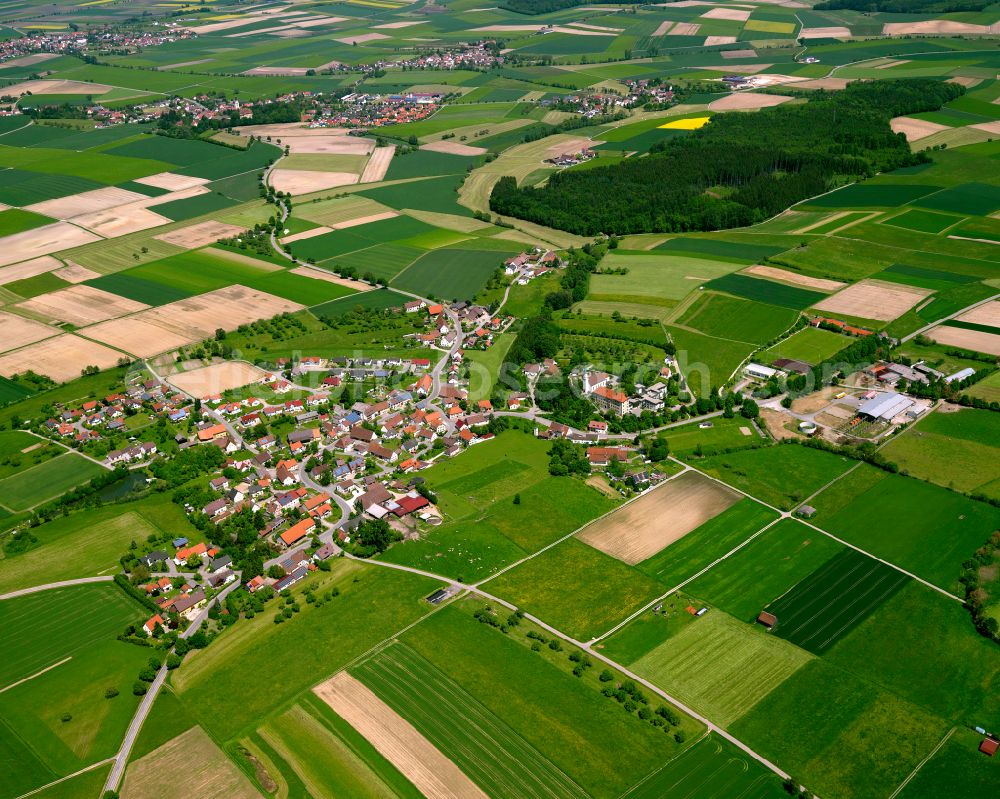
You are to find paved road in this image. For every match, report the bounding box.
[900,292,1000,343]
[0,576,113,601]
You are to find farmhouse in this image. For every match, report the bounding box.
[857,392,914,422]
[980,737,999,757]
[757,611,777,629]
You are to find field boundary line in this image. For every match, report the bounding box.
[887,726,955,799]
[0,656,71,694]
[590,514,786,645]
[616,728,713,799]
[474,464,693,589]
[11,757,114,799]
[0,575,114,601]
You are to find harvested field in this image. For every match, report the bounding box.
[793,78,851,90]
[799,26,850,38]
[296,196,395,227]
[653,21,674,36]
[0,334,122,381]
[335,32,389,44]
[235,123,348,138]
[204,248,282,272]
[82,284,302,358]
[0,256,61,285]
[0,311,58,351]
[72,206,170,238]
[928,325,1000,356]
[721,49,756,59]
[0,53,58,68]
[883,20,997,35]
[283,226,332,243]
[373,20,426,29]
[579,471,740,565]
[169,361,269,396]
[701,7,751,20]
[745,265,845,292]
[242,67,310,77]
[360,146,395,183]
[0,79,113,96]
[704,35,737,45]
[313,671,488,799]
[290,265,372,292]
[24,187,148,220]
[947,76,983,88]
[134,173,210,191]
[154,221,244,250]
[708,93,792,111]
[891,116,950,142]
[53,263,100,283]
[16,285,148,326]
[546,137,594,159]
[956,300,1000,328]
[121,726,262,799]
[971,121,1000,136]
[812,279,930,322]
[404,209,491,233]
[420,141,486,156]
[279,136,373,155]
[0,222,101,268]
[270,169,358,195]
[471,25,545,32]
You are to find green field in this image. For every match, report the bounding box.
[675,293,799,345]
[0,208,54,236]
[809,465,1000,592]
[392,246,513,302]
[0,453,106,512]
[968,370,1000,404]
[590,252,741,303]
[881,408,1000,498]
[665,325,756,391]
[0,494,199,595]
[485,537,664,642]
[311,288,411,318]
[917,182,1000,216]
[899,728,1000,799]
[883,208,962,235]
[800,183,941,209]
[759,327,849,366]
[694,444,853,511]
[353,643,586,799]
[684,518,844,624]
[705,273,826,311]
[764,547,910,654]
[623,733,787,799]
[631,610,813,727]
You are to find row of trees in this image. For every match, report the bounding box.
[490,79,964,235]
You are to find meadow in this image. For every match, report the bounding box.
[808,464,1000,592]
[704,273,826,310]
[693,444,853,511]
[675,293,800,346]
[391,246,513,302]
[759,326,849,366]
[0,452,106,512]
[630,610,813,727]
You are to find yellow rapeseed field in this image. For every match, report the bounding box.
[659,116,711,130]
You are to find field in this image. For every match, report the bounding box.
[381,432,618,581]
[693,444,853,511]
[578,471,739,565]
[675,293,799,346]
[485,537,665,642]
[812,278,931,322]
[623,734,786,799]
[0,452,106,512]
[764,547,911,654]
[121,726,262,799]
[808,464,1000,592]
[705,273,826,310]
[759,326,848,366]
[630,611,813,727]
[350,643,583,799]
[968,370,1000,403]
[391,246,514,302]
[171,559,438,741]
[881,407,1000,498]
[314,670,488,799]
[0,584,148,798]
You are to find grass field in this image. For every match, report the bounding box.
[675,293,800,346]
[0,494,198,594]
[353,642,585,799]
[381,433,618,581]
[0,453,106,512]
[399,602,700,798]
[704,273,825,311]
[0,208,54,235]
[684,518,844,624]
[172,559,438,741]
[968,370,1000,404]
[630,610,813,727]
[665,325,756,391]
[590,252,741,303]
[658,416,764,458]
[731,659,949,799]
[880,408,1000,498]
[694,444,853,511]
[0,430,59,480]
[759,326,848,366]
[809,464,1000,592]
[485,537,665,642]
[622,733,786,799]
[392,246,513,302]
[899,727,1000,799]
[764,547,910,654]
[883,208,962,235]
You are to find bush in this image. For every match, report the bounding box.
[104,687,119,699]
[132,681,148,696]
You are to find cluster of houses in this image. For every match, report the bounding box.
[313,92,441,129]
[0,26,191,70]
[504,249,563,284]
[573,367,672,417]
[408,300,512,354]
[547,148,597,167]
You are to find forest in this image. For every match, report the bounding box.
[500,0,628,13]
[815,0,993,12]
[490,79,963,236]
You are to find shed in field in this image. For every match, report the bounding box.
[757,611,778,630]
[980,737,998,757]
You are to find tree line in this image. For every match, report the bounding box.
[490,79,964,235]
